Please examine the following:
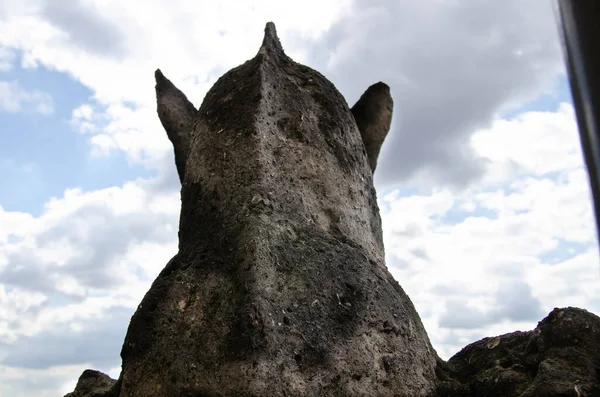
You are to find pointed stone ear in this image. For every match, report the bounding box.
[155,69,198,183]
[351,82,393,173]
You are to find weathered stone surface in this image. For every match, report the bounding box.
[155,69,198,183]
[64,22,600,397]
[436,307,600,397]
[351,82,393,172]
[64,370,119,397]
[114,21,437,397]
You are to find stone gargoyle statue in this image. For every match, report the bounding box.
[66,23,600,397]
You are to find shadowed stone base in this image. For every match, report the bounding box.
[67,307,600,397]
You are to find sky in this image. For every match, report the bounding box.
[0,1,599,396]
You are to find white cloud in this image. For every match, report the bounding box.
[0,47,15,71]
[303,0,566,187]
[0,173,181,397]
[71,104,96,133]
[0,206,35,245]
[0,175,179,390]
[0,0,349,105]
[0,176,179,343]
[0,80,54,114]
[473,103,582,182]
[0,0,350,170]
[0,363,94,397]
[380,103,599,360]
[2,0,566,188]
[88,104,170,164]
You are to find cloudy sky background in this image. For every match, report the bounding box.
[0,0,599,396]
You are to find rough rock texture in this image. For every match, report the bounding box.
[65,23,600,397]
[350,82,393,172]
[64,370,119,397]
[155,69,197,183]
[436,307,600,396]
[66,306,600,397]
[125,22,435,397]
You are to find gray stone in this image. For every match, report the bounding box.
[351,82,393,172]
[64,370,119,397]
[115,21,437,397]
[436,307,600,396]
[155,69,197,183]
[65,22,600,397]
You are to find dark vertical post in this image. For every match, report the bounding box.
[555,1,600,250]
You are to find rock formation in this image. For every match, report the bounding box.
[64,370,118,397]
[350,82,393,172]
[437,307,600,396]
[65,23,600,397]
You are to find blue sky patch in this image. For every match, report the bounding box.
[502,75,573,119]
[0,55,152,216]
[539,239,589,264]
[436,204,498,225]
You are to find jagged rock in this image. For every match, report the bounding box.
[436,307,600,396]
[65,22,600,397]
[64,370,119,397]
